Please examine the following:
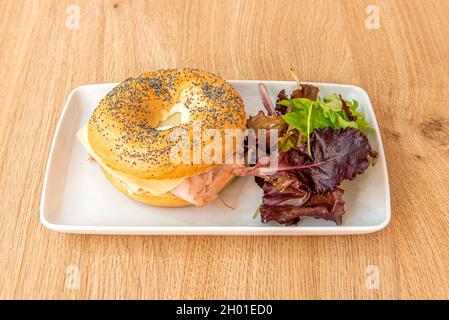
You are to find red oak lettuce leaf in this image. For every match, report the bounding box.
[255,171,308,194]
[252,148,344,225]
[260,188,345,225]
[246,110,287,133]
[275,89,289,115]
[291,84,319,100]
[256,175,310,207]
[237,127,375,194]
[304,127,376,193]
[236,126,375,226]
[246,111,287,149]
[340,95,357,121]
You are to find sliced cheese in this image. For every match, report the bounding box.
[77,125,185,195]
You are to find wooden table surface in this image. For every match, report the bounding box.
[0,0,448,300]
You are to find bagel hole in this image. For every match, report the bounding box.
[156,103,190,130]
[157,112,182,129]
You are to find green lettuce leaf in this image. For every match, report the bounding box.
[280,97,374,155]
[321,93,342,111]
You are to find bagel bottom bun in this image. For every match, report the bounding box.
[101,167,237,208]
[101,168,190,207]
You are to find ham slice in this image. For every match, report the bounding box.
[170,165,236,207]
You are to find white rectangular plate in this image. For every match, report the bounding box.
[40,80,390,235]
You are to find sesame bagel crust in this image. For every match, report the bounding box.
[88,69,246,179]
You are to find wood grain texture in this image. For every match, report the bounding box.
[0,0,448,299]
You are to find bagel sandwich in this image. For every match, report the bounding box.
[77,68,246,207]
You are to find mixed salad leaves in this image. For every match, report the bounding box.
[238,71,377,226]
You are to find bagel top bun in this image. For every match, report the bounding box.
[87,68,246,180]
